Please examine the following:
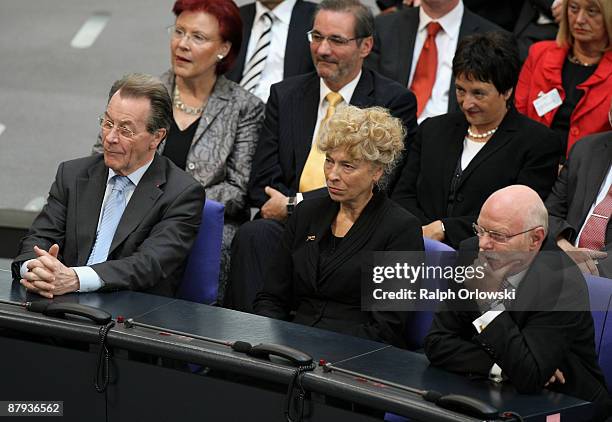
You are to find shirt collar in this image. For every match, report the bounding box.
[418,0,463,40]
[255,0,297,25]
[319,70,362,106]
[107,157,153,187]
[506,267,528,289]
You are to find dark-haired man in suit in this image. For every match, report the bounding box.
[367,0,501,122]
[225,0,417,311]
[13,73,205,298]
[225,0,317,103]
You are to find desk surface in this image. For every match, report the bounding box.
[0,267,593,421]
[334,347,591,420]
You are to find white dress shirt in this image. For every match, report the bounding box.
[21,159,154,292]
[244,0,297,103]
[409,1,464,123]
[472,269,526,382]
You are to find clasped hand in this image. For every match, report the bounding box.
[20,244,79,298]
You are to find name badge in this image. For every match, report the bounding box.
[532,89,562,117]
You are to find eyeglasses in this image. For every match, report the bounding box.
[167,25,218,46]
[472,223,541,244]
[307,30,365,47]
[99,116,136,139]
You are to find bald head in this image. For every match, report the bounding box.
[482,185,548,234]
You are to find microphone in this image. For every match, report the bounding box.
[319,360,500,419]
[122,318,254,354]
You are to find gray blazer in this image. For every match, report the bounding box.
[94,71,264,218]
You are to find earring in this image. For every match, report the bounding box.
[216,54,224,61]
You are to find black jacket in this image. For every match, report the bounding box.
[391,108,560,248]
[253,190,423,348]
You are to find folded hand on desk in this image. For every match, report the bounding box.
[20,244,80,299]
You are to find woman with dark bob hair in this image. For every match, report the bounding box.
[392,32,560,248]
[515,0,612,157]
[254,105,423,348]
[94,0,265,300]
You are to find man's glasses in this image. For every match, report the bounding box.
[472,223,541,244]
[167,25,218,47]
[99,116,136,139]
[307,30,366,47]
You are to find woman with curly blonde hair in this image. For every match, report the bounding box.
[253,106,423,348]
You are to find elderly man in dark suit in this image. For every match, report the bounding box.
[225,0,417,311]
[225,0,317,103]
[13,73,205,298]
[425,185,612,421]
[366,0,501,122]
[546,128,612,277]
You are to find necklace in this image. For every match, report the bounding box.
[173,85,204,115]
[467,126,497,139]
[568,53,598,67]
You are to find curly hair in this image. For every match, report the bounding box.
[317,105,405,177]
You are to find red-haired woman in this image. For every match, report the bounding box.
[166,0,264,300]
[95,0,265,300]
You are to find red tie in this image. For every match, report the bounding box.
[578,185,612,250]
[410,22,442,117]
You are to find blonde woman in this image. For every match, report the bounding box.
[254,106,423,348]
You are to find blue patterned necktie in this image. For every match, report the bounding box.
[87,175,131,265]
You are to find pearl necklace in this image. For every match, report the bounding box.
[173,85,204,115]
[467,126,497,139]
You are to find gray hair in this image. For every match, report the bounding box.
[524,198,549,235]
[107,73,172,135]
[316,0,374,39]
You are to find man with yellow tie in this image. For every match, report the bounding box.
[225,0,417,311]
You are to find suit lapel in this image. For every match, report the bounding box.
[318,191,389,283]
[580,140,612,222]
[349,69,375,108]
[439,116,468,211]
[301,201,339,291]
[295,74,320,176]
[284,0,307,77]
[75,161,108,265]
[456,109,517,190]
[397,8,420,87]
[232,4,255,80]
[108,156,165,255]
[572,54,612,124]
[191,77,230,145]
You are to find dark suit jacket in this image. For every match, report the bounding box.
[391,108,560,248]
[225,0,316,83]
[12,154,205,297]
[424,238,611,419]
[547,132,612,247]
[253,190,424,348]
[366,6,502,114]
[248,68,418,207]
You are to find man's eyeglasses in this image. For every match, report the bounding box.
[472,223,541,244]
[307,30,366,47]
[167,25,217,46]
[99,116,136,139]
